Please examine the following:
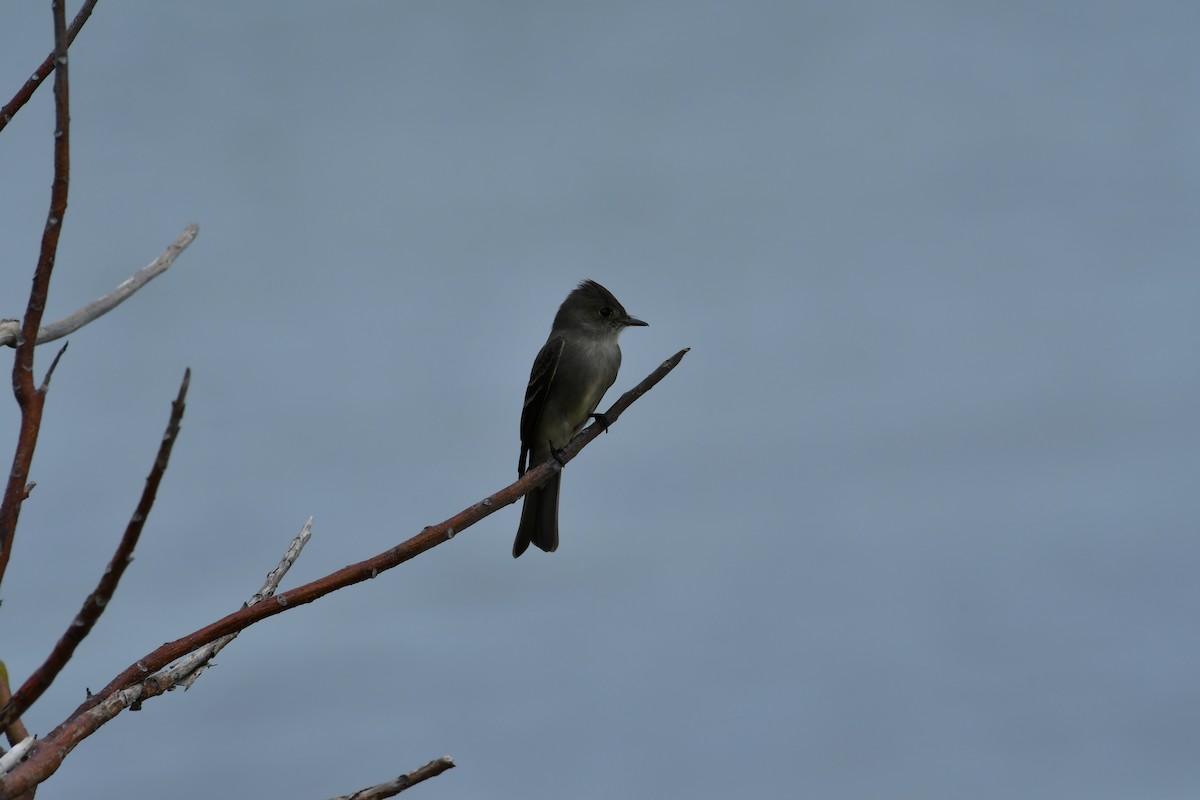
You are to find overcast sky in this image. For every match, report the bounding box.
[1,2,1198,798]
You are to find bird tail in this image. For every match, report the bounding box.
[512,472,560,558]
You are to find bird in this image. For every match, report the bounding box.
[513,279,647,557]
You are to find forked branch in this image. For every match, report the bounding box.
[0,347,689,797]
[0,0,99,134]
[0,518,312,797]
[0,0,73,595]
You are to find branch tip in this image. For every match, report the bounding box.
[38,341,69,393]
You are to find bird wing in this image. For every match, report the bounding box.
[518,334,565,475]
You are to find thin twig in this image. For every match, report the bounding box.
[37,342,68,393]
[174,517,313,690]
[0,369,190,733]
[0,0,73,597]
[329,757,456,800]
[0,348,689,798]
[0,0,99,134]
[0,224,200,349]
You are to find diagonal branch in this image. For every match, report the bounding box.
[0,0,99,135]
[173,517,313,690]
[0,224,200,349]
[0,0,73,597]
[0,518,312,798]
[329,757,456,800]
[89,348,688,700]
[0,369,190,733]
[0,347,689,798]
[38,342,68,393]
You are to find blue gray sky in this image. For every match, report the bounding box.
[1,2,1198,798]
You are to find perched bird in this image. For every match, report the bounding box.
[513,280,647,558]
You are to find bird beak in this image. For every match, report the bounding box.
[624,316,649,327]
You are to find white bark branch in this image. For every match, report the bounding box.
[47,518,314,759]
[0,223,199,349]
[0,736,34,777]
[173,516,313,689]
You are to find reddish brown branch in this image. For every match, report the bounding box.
[0,0,73,595]
[86,348,687,700]
[0,0,98,135]
[0,347,688,797]
[0,369,190,733]
[330,757,456,800]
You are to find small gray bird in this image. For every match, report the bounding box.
[513,280,648,558]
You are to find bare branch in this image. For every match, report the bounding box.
[0,0,99,134]
[0,667,30,749]
[0,348,689,797]
[329,757,456,800]
[0,518,314,798]
[0,738,33,778]
[37,341,68,393]
[96,348,688,695]
[174,517,314,690]
[0,224,198,590]
[0,223,200,349]
[0,369,190,733]
[0,0,73,597]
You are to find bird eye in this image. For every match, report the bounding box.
[599,307,613,318]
